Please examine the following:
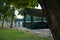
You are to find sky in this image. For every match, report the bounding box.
[35,4,42,9]
[15,4,42,19]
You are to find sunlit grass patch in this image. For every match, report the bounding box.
[0,29,51,40]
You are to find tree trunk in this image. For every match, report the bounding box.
[10,8,14,28]
[38,0,60,40]
[1,6,7,28]
[2,13,5,28]
[10,13,14,28]
[23,13,26,27]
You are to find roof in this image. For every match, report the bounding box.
[23,8,43,17]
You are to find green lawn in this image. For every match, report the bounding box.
[0,29,51,40]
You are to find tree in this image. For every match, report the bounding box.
[2,0,38,28]
[2,4,10,28]
[0,0,12,28]
[10,7,15,28]
[38,0,60,40]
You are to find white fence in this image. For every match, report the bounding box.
[0,21,23,28]
[0,21,47,28]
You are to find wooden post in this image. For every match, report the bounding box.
[24,13,26,27]
[41,16,44,23]
[31,15,33,23]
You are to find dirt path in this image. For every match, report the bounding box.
[15,27,52,37]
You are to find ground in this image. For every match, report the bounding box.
[0,29,51,40]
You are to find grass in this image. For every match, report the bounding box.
[0,29,51,40]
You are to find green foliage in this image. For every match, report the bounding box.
[1,0,38,8]
[15,0,38,8]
